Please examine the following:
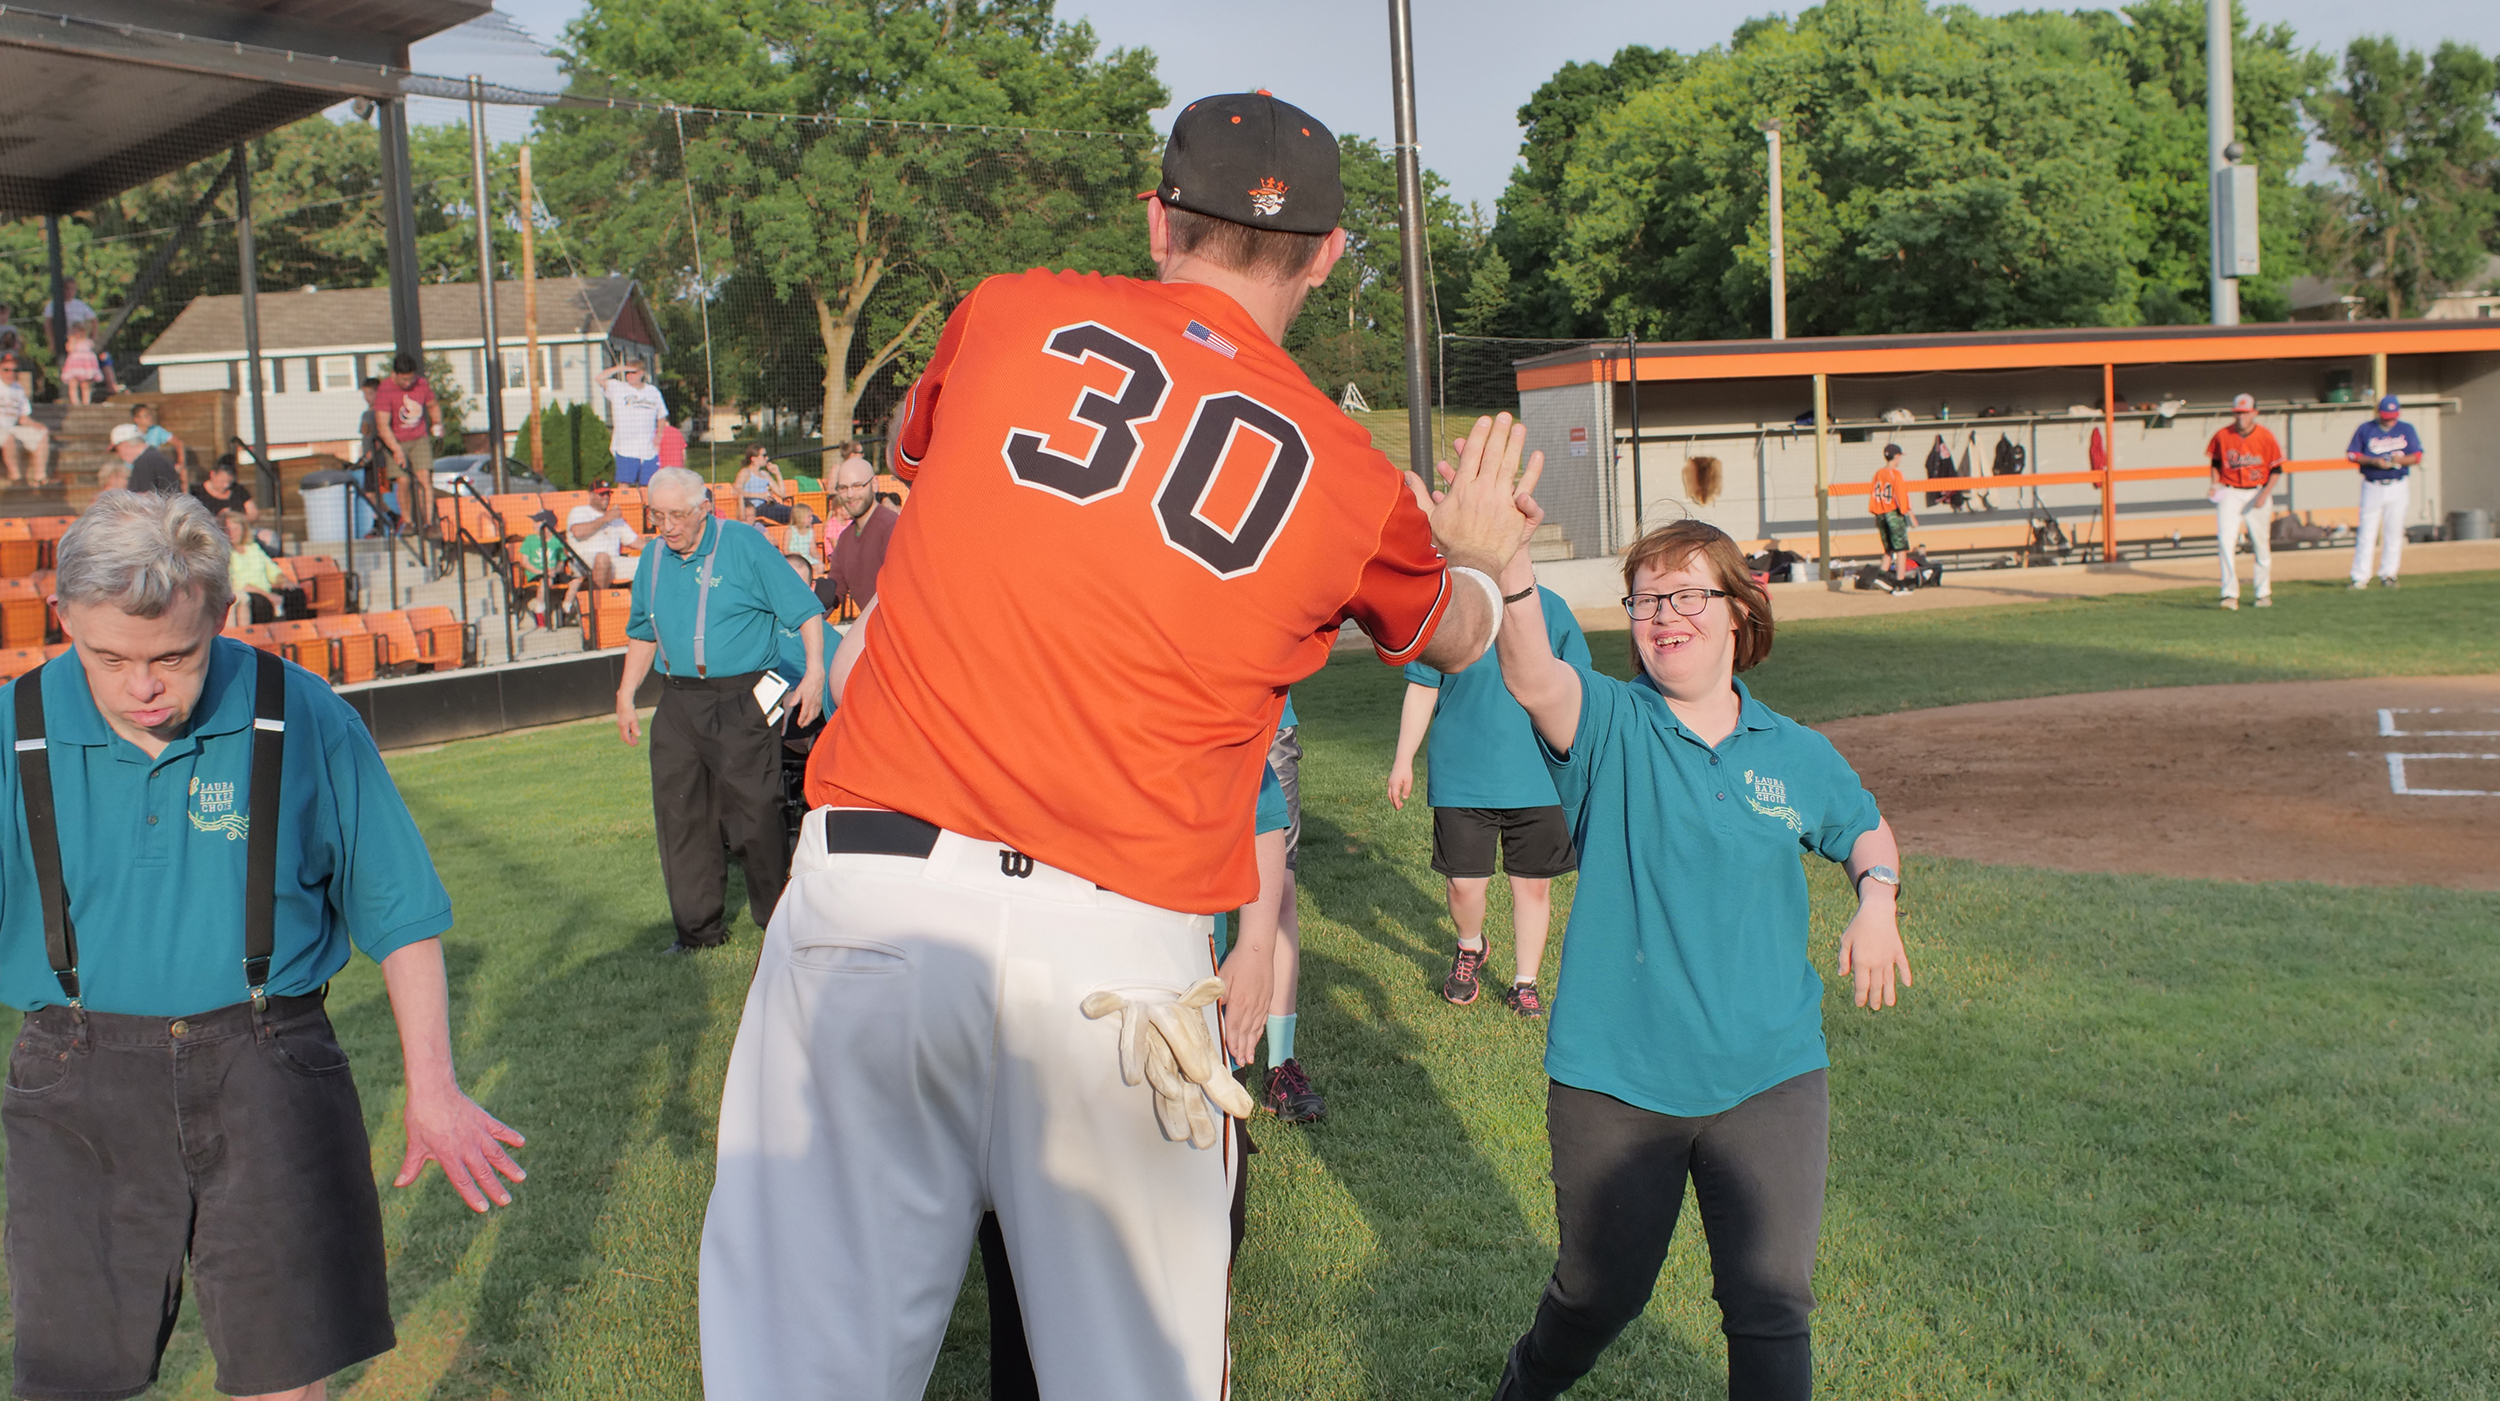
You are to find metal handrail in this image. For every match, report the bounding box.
[448,475,518,664]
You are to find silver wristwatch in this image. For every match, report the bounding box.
[1855,866,1900,897]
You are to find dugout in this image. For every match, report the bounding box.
[1514,322,2500,570]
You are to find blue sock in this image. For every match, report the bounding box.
[1267,1013,1297,1067]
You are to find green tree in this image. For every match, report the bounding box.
[536,0,1165,440]
[2306,37,2500,317]
[1281,135,1483,411]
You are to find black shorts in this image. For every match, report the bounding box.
[4,994,395,1399]
[1430,805,1577,880]
[1267,725,1301,873]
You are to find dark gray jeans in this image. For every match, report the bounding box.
[1499,1070,1829,1401]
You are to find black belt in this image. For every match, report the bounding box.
[824,809,941,859]
[660,669,766,691]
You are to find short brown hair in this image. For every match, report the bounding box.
[1620,520,1775,673]
[1164,206,1328,283]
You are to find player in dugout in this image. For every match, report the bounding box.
[698,90,1541,1401]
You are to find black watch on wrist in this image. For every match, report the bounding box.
[1854,866,1899,898]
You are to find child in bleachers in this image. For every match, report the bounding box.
[60,322,102,405]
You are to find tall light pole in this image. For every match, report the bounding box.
[1763,121,1788,340]
[1387,0,1433,478]
[468,75,508,494]
[2206,0,2238,326]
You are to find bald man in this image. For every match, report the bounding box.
[823,453,899,613]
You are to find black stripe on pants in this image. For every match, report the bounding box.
[1499,1070,1827,1401]
[649,678,790,946]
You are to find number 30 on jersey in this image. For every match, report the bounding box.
[1001,321,1312,579]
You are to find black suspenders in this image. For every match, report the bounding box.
[12,649,288,1011]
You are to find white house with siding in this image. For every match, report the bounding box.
[138,276,667,458]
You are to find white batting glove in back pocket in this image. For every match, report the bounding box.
[1080,979,1254,1149]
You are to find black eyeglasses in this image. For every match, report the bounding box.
[1622,589,1729,620]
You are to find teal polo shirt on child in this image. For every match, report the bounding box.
[1542,669,1879,1117]
[1405,586,1590,809]
[628,516,828,678]
[0,640,453,1016]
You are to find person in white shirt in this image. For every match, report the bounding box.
[0,354,49,485]
[37,281,95,352]
[595,360,668,487]
[560,482,643,618]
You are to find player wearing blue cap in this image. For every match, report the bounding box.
[2345,395,2423,590]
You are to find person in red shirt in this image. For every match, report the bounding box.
[698,92,1539,1401]
[2204,392,2285,609]
[371,354,443,535]
[1868,443,1918,582]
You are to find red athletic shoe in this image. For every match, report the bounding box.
[1263,1059,1326,1124]
[1500,982,1544,1019]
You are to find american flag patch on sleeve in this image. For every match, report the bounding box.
[1183,321,1237,359]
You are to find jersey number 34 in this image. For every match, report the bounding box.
[1002,321,1311,579]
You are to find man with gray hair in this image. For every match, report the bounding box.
[614,466,827,953]
[0,491,526,1401]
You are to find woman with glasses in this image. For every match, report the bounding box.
[1483,508,1912,1401]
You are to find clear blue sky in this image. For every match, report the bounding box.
[416,0,2500,212]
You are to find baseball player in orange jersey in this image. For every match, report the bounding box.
[698,91,1542,1400]
[2205,392,2284,609]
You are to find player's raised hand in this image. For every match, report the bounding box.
[1427,414,1543,577]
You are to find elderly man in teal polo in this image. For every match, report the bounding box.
[615,466,826,954]
[0,490,524,1401]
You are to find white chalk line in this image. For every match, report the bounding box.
[2384,752,2500,798]
[2377,707,2500,738]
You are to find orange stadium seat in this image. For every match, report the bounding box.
[0,648,47,683]
[0,577,45,648]
[364,611,423,674]
[314,614,377,685]
[0,521,36,579]
[607,486,647,531]
[26,516,72,569]
[290,555,347,616]
[230,623,283,656]
[583,587,634,650]
[708,483,738,518]
[267,620,334,680]
[487,493,544,542]
[794,489,828,521]
[433,496,500,547]
[404,606,467,671]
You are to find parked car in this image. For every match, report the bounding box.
[430,455,555,499]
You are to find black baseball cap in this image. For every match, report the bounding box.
[1882,443,1903,458]
[1146,91,1342,235]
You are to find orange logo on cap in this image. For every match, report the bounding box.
[1248,177,1288,217]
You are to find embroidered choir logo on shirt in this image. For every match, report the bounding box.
[188,776,248,840]
[1742,769,1803,834]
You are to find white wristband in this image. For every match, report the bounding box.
[1449,565,1503,650]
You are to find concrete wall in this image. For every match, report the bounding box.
[2434,351,2500,519]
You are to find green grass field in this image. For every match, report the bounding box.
[3,574,2495,1399]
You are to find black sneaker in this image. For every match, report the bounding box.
[1442,943,1489,1005]
[1500,982,1545,1019]
[1264,1059,1326,1123]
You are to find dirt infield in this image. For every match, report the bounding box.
[1817,675,2500,890]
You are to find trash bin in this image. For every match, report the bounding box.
[2450,508,2493,542]
[298,469,370,543]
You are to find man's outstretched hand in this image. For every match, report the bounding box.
[1415,413,1544,578]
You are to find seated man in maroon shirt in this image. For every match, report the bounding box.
[823,452,899,612]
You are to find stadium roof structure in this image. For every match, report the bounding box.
[0,0,491,217]
[1514,319,2500,391]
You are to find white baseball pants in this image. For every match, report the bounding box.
[2214,484,2273,599]
[700,814,1237,1401]
[2350,478,2410,583]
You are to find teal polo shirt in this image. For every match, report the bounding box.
[1543,669,1879,1117]
[628,516,828,679]
[0,639,453,1016]
[1405,587,1590,810]
[774,620,842,719]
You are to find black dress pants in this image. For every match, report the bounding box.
[650,673,791,946]
[1499,1070,1828,1401]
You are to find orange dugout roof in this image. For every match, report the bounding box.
[1514,319,2500,392]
